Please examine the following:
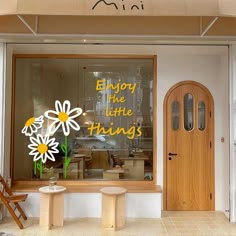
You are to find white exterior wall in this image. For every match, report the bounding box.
[4,44,229,218]
[21,192,162,218]
[230,45,236,222]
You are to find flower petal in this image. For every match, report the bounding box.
[31,123,37,133]
[34,121,43,128]
[46,152,55,162]
[29,136,40,145]
[68,107,83,118]
[41,154,47,163]
[51,146,59,153]
[21,126,27,134]
[68,119,80,131]
[63,100,71,113]
[37,134,44,144]
[55,100,63,113]
[47,120,61,135]
[33,153,42,162]
[26,126,34,136]
[47,138,58,148]
[44,110,59,120]
[62,122,70,136]
[37,115,44,121]
[28,143,38,150]
[29,149,38,155]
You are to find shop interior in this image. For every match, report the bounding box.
[13,56,154,181]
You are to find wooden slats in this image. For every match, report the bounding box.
[5,194,28,203]
[0,174,28,229]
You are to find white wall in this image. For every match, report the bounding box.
[156,47,229,212]
[230,45,236,222]
[4,44,229,218]
[20,192,162,218]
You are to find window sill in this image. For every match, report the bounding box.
[11,180,162,193]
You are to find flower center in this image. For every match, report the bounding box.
[25,117,35,127]
[37,144,48,154]
[58,112,68,122]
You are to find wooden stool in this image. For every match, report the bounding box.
[39,186,66,229]
[100,187,127,231]
[103,169,125,180]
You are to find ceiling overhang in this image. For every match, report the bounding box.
[1,0,236,17]
[1,0,236,44]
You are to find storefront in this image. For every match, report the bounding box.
[0,0,236,222]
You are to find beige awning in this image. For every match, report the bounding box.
[1,0,236,40]
[0,0,236,17]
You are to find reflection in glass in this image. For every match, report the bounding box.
[13,57,154,181]
[198,101,206,131]
[184,93,194,131]
[172,101,179,130]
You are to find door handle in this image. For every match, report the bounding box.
[168,153,178,156]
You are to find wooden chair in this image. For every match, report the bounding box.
[78,148,93,177]
[0,175,28,229]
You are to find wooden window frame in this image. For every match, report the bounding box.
[11,54,157,191]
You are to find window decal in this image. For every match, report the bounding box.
[21,115,44,136]
[28,134,59,163]
[22,100,83,178]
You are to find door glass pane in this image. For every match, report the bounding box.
[184,93,194,131]
[198,101,205,131]
[172,101,179,130]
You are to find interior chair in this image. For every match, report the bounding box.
[0,174,28,229]
[78,148,93,176]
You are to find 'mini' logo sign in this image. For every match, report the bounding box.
[92,0,144,11]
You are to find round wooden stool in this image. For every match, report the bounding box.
[39,186,66,229]
[100,187,127,231]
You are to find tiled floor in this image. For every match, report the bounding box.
[1,211,236,236]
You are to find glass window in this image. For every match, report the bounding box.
[13,56,155,181]
[198,101,206,131]
[184,93,194,131]
[172,101,179,130]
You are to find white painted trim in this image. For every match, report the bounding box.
[17,15,37,36]
[1,33,236,45]
[200,17,219,37]
[0,43,6,176]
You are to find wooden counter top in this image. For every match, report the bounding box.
[11,181,162,193]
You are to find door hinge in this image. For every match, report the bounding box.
[210,193,212,200]
[210,141,212,148]
[210,111,211,118]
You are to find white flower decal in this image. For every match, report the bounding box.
[44,100,82,136]
[22,115,44,137]
[28,134,59,163]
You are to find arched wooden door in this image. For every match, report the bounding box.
[164,81,214,210]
